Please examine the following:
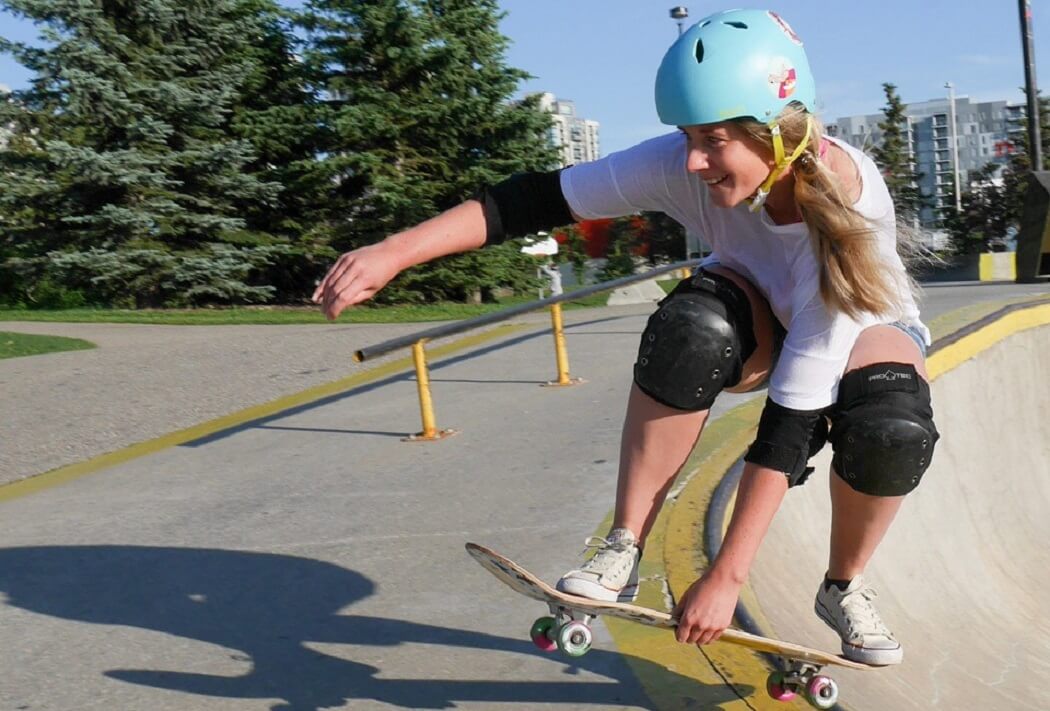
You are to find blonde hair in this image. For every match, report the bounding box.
[738,106,912,320]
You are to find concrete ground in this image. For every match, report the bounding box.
[1,280,1048,710]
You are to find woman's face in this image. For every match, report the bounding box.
[680,123,773,208]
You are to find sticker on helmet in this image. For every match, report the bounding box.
[767,11,803,46]
[767,59,797,100]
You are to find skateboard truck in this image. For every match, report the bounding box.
[766,660,839,709]
[528,603,596,657]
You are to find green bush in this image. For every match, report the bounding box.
[28,280,89,310]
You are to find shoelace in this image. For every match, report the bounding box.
[839,587,892,636]
[579,535,635,575]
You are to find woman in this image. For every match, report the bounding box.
[313,9,938,666]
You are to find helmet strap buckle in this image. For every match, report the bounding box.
[748,116,813,213]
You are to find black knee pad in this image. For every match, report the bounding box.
[633,270,756,411]
[829,363,939,496]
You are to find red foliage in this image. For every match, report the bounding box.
[628,215,650,257]
[554,216,653,258]
[554,219,613,258]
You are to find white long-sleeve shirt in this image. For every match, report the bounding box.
[560,132,929,410]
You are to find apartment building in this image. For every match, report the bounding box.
[833,96,1021,226]
[536,92,600,167]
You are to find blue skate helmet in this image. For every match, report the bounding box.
[655,9,818,210]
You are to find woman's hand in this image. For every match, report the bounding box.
[312,241,403,320]
[672,570,743,646]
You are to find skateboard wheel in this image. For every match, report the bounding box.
[804,675,838,709]
[555,620,593,657]
[765,672,797,702]
[530,616,558,652]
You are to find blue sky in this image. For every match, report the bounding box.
[1,1,1046,155]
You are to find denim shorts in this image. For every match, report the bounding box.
[888,321,929,358]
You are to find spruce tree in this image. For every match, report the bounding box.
[228,0,330,241]
[1001,91,1050,234]
[871,83,923,219]
[0,0,283,304]
[943,163,1009,254]
[302,0,559,302]
[640,211,686,263]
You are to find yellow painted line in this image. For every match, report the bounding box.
[926,303,1050,380]
[0,323,528,504]
[606,302,1050,710]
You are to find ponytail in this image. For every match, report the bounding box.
[740,108,907,320]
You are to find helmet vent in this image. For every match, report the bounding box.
[722,21,748,29]
[694,39,705,63]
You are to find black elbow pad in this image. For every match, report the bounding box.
[474,169,574,245]
[744,398,830,486]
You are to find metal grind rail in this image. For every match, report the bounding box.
[354,260,694,441]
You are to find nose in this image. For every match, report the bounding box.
[686,146,709,173]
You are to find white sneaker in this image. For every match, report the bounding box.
[556,528,640,603]
[814,575,903,666]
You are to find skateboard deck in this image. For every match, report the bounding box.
[467,542,876,709]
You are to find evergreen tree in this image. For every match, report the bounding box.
[302,0,559,302]
[217,0,342,303]
[999,91,1050,235]
[598,217,642,281]
[943,163,1009,255]
[227,0,330,241]
[0,0,283,305]
[553,224,589,286]
[871,83,923,219]
[639,211,686,263]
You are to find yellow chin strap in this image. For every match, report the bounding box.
[749,116,813,212]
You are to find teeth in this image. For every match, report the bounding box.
[704,175,728,185]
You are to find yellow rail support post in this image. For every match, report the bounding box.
[404,339,458,441]
[542,302,585,387]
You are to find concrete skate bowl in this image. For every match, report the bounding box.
[735,304,1050,709]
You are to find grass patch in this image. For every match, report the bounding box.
[0,331,96,360]
[0,290,615,326]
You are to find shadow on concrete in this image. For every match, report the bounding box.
[255,424,409,438]
[0,546,746,710]
[425,378,549,385]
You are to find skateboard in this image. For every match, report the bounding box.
[466,542,876,710]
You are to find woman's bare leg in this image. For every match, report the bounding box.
[827,325,929,579]
[613,266,778,547]
[827,479,905,580]
[613,384,710,546]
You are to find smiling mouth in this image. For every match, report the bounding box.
[704,174,728,186]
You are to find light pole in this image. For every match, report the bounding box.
[944,81,962,215]
[670,6,689,36]
[1018,0,1042,170]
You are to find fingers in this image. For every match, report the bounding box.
[315,256,367,321]
[697,627,725,646]
[675,620,726,646]
[312,240,403,319]
[322,272,362,321]
[312,252,355,304]
[672,601,726,646]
